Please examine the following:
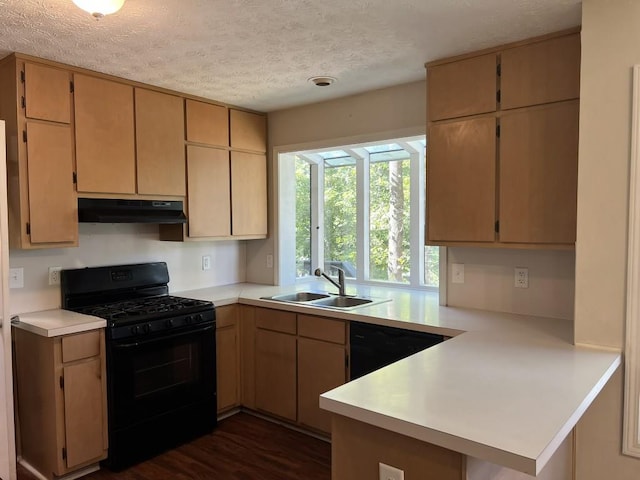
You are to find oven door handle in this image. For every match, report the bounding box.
[111,323,215,349]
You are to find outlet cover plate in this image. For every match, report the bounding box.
[9,267,24,289]
[514,267,529,288]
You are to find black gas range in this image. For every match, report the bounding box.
[61,262,217,471]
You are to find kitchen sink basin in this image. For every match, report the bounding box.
[310,296,373,308]
[269,292,331,302]
[262,291,390,310]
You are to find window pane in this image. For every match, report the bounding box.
[369,157,411,284]
[324,164,357,278]
[295,157,311,277]
[424,246,439,287]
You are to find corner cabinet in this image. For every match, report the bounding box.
[0,56,78,249]
[425,30,580,249]
[13,328,108,479]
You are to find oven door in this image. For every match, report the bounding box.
[107,322,216,429]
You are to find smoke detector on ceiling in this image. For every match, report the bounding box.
[308,76,337,87]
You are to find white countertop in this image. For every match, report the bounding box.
[177,281,621,476]
[12,309,106,337]
[13,281,621,476]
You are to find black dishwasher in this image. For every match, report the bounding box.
[349,321,444,379]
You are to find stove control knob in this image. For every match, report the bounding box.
[130,325,140,336]
[195,314,204,323]
[142,323,151,334]
[185,315,193,325]
[165,319,174,328]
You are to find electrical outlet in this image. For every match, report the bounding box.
[379,462,404,480]
[9,267,24,289]
[452,263,464,284]
[514,267,529,288]
[202,255,211,271]
[48,266,62,285]
[266,254,273,269]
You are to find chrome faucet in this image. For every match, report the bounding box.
[314,267,346,296]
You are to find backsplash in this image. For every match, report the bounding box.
[8,223,246,315]
[447,247,575,320]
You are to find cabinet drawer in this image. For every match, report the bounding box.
[62,330,101,363]
[255,308,297,334]
[298,315,346,344]
[216,305,237,329]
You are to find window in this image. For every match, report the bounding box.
[289,136,439,290]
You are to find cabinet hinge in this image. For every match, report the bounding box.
[26,223,30,235]
[20,70,25,83]
[59,375,64,389]
[497,64,501,76]
[70,81,74,93]
[72,172,77,184]
[496,124,501,138]
[495,220,500,233]
[21,96,25,109]
[22,130,27,143]
[62,447,66,460]
[496,89,501,103]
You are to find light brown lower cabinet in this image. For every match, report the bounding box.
[216,305,240,413]
[13,328,108,479]
[247,307,348,434]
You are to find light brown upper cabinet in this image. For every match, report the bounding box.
[425,29,580,249]
[0,56,78,249]
[186,145,231,238]
[26,121,78,244]
[230,109,267,153]
[231,151,267,236]
[427,117,496,243]
[24,62,71,124]
[427,54,497,122]
[135,89,186,196]
[74,74,136,194]
[501,33,580,110]
[499,101,579,244]
[186,99,229,147]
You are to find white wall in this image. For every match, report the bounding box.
[447,247,575,320]
[573,0,640,478]
[8,223,245,314]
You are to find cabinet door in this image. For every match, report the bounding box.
[216,306,239,413]
[427,54,497,121]
[187,146,231,237]
[231,151,267,236]
[135,89,186,196]
[74,74,135,194]
[230,109,266,153]
[24,63,71,123]
[255,329,297,421]
[501,34,580,109]
[25,121,77,244]
[63,358,106,469]
[186,100,229,147]
[427,116,496,242]
[499,101,579,244]
[298,337,346,433]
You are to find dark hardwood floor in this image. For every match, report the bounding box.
[17,412,331,480]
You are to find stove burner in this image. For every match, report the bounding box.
[78,295,212,324]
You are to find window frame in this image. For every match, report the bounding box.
[285,136,439,292]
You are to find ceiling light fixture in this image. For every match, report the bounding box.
[309,76,337,87]
[72,0,125,19]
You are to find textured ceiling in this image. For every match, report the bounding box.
[0,0,581,112]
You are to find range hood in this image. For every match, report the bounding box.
[78,198,187,224]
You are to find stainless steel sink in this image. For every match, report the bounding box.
[310,296,373,308]
[269,292,330,302]
[261,291,390,310]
